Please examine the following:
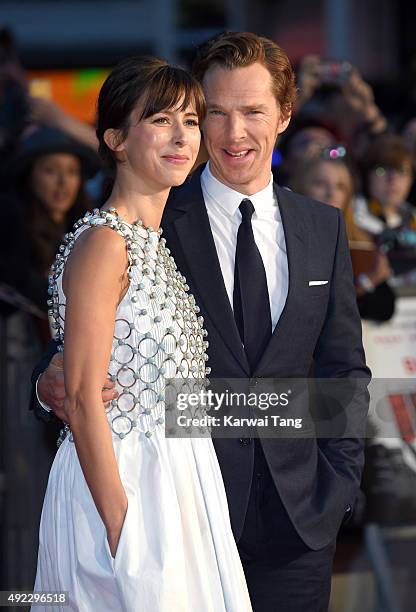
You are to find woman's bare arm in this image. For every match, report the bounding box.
[62,226,129,556]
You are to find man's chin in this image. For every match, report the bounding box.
[219,169,256,191]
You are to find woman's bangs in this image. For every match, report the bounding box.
[141,69,205,122]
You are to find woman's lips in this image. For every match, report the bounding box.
[161,155,190,165]
[53,192,73,203]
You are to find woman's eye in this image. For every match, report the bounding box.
[185,119,199,127]
[153,117,169,124]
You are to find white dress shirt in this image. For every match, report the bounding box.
[201,162,289,331]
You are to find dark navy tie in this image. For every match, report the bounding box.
[233,199,272,372]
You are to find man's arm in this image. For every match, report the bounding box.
[30,339,61,422]
[31,339,59,386]
[32,332,117,423]
[313,210,371,495]
[30,96,98,150]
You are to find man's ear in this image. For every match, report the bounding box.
[103,128,125,153]
[277,111,292,136]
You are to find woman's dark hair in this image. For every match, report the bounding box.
[96,56,206,181]
[20,164,90,275]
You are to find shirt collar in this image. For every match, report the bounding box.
[201,161,277,218]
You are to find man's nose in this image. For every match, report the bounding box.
[225,114,246,141]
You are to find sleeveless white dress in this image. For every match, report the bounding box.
[32,209,252,612]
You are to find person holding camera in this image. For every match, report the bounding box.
[295,55,387,149]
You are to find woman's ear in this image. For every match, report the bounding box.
[103,128,125,153]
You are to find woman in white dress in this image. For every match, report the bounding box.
[32,57,252,611]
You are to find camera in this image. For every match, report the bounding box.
[318,60,353,84]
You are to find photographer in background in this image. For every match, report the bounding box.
[275,55,388,187]
[295,55,388,152]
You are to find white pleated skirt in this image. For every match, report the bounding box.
[32,431,252,612]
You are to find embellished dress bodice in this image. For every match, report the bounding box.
[48,208,211,440]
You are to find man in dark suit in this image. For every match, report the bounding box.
[33,32,370,612]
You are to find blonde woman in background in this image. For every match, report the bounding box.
[292,155,395,321]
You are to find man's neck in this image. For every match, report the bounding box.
[206,161,273,197]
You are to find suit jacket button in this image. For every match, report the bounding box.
[239,437,252,446]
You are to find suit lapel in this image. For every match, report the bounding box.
[254,186,309,375]
[163,167,250,374]
[164,174,310,377]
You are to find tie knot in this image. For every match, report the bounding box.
[239,198,255,221]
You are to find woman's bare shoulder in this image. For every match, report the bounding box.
[63,225,129,294]
[73,225,127,257]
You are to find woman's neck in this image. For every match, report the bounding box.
[103,178,169,229]
[49,211,66,224]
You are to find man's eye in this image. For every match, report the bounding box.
[209,110,225,116]
[248,110,261,115]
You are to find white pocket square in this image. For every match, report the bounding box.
[308,280,328,286]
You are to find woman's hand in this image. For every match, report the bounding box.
[368,252,392,286]
[106,497,128,558]
[356,252,392,295]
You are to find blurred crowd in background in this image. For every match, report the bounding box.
[1,16,416,607]
[1,26,416,327]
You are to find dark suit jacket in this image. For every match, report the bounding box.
[32,165,371,550]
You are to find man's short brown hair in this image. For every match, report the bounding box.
[192,31,297,119]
